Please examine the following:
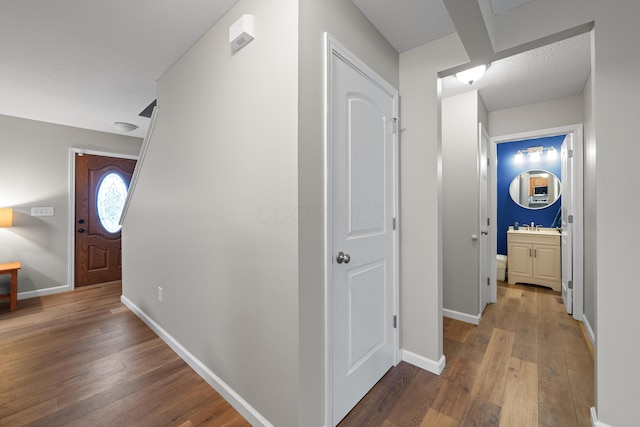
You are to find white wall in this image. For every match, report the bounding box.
[442,91,482,319]
[399,33,469,365]
[582,71,596,339]
[122,0,299,425]
[0,114,141,296]
[488,95,584,137]
[297,0,399,424]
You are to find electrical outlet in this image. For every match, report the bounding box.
[157,286,163,302]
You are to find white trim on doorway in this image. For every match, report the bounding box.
[489,124,584,321]
[324,33,400,426]
[67,148,139,291]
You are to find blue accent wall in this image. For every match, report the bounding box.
[496,135,564,255]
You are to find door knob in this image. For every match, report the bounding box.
[78,228,85,233]
[78,219,85,224]
[336,251,351,264]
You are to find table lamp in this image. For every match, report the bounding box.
[0,208,13,228]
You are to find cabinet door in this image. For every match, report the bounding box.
[509,243,533,277]
[533,244,561,281]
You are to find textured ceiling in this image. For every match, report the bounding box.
[352,0,455,53]
[0,0,589,137]
[353,0,591,112]
[0,0,238,138]
[441,32,591,111]
[490,0,532,15]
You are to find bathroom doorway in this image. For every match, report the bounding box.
[489,124,584,321]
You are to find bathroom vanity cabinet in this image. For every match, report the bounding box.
[507,227,561,292]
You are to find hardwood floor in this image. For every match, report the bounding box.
[339,282,595,427]
[0,282,250,427]
[0,280,594,426]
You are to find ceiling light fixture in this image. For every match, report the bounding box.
[455,64,488,85]
[113,122,138,133]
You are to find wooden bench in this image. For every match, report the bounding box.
[0,262,21,311]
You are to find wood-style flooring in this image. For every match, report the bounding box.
[0,282,250,427]
[339,282,595,427]
[1,280,594,426]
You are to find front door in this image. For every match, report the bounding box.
[75,154,136,287]
[328,37,397,426]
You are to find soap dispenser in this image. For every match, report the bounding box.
[514,220,519,230]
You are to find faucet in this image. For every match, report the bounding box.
[536,225,542,231]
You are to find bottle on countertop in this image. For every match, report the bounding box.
[514,220,519,230]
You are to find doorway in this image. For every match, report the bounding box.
[71,150,137,288]
[489,125,584,320]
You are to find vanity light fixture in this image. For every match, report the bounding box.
[455,64,488,85]
[514,145,559,163]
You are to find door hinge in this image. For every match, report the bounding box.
[393,314,397,329]
[568,214,574,224]
[487,277,490,286]
[393,217,397,230]
[568,280,574,290]
[487,158,490,166]
[568,149,574,158]
[487,217,490,226]
[392,117,398,134]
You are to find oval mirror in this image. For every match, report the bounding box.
[508,169,561,210]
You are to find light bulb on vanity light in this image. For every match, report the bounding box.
[547,146,558,160]
[514,150,524,164]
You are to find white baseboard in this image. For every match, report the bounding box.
[583,315,596,349]
[402,349,446,375]
[18,284,71,300]
[443,308,480,325]
[591,407,614,427]
[120,295,273,427]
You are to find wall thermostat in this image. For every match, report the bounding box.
[229,14,255,51]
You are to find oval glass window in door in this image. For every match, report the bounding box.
[96,172,128,233]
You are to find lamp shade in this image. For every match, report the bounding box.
[0,208,13,227]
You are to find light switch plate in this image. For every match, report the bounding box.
[31,207,54,216]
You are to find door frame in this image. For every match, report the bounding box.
[489,124,584,320]
[324,33,400,425]
[68,148,138,290]
[479,123,493,314]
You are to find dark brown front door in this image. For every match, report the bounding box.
[75,154,136,287]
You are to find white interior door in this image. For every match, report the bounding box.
[479,124,491,314]
[328,37,397,426]
[561,134,573,314]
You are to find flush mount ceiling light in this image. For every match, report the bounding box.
[113,122,138,133]
[455,64,488,85]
